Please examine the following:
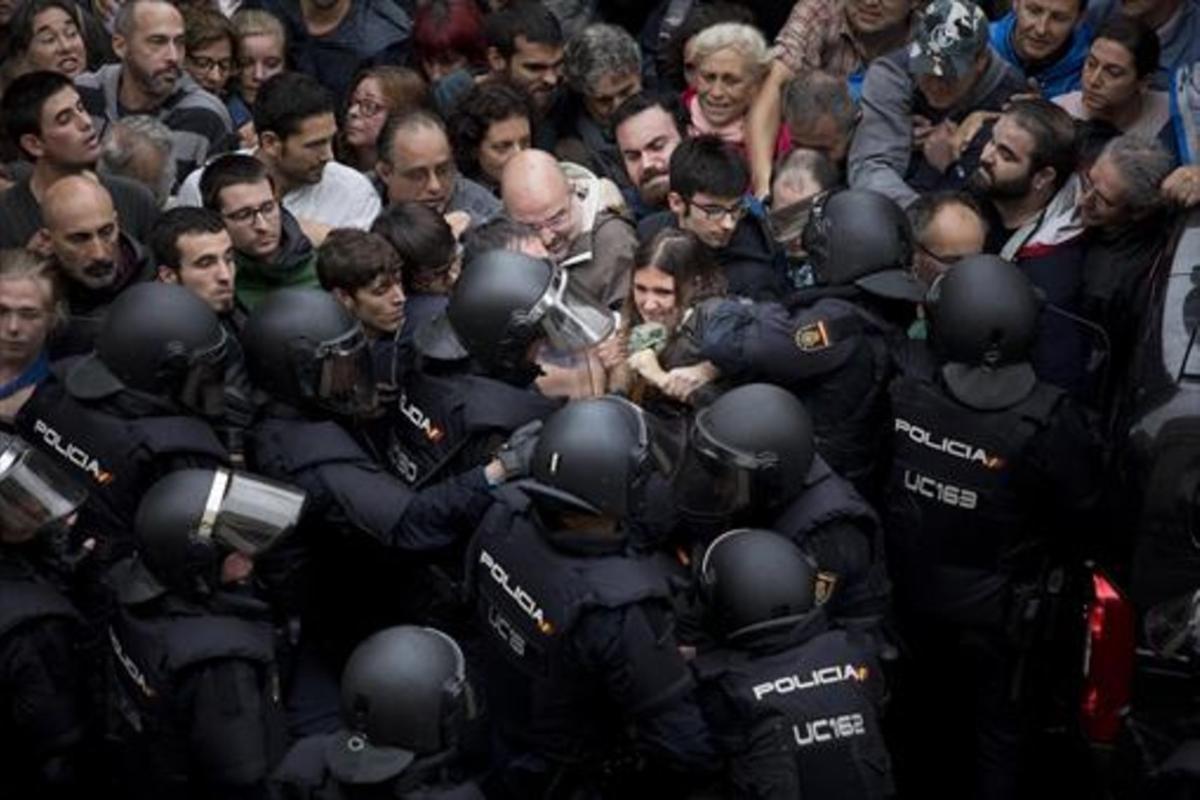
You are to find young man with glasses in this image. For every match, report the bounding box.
[200,152,318,310]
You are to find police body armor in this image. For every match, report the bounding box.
[15,379,228,563]
[774,455,891,626]
[692,620,891,799]
[0,558,80,642]
[468,488,674,762]
[885,372,1064,626]
[106,564,285,797]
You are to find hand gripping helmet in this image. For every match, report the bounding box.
[133,468,306,597]
[672,383,815,520]
[0,434,87,544]
[241,288,377,416]
[326,626,473,785]
[414,249,614,379]
[699,528,819,641]
[925,254,1040,410]
[802,188,922,301]
[521,395,659,520]
[65,283,228,417]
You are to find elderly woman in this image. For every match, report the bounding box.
[341,66,430,173]
[0,249,60,425]
[4,0,96,81]
[447,79,533,190]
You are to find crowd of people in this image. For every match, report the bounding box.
[2,0,1200,797]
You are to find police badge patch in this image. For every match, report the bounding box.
[794,321,831,351]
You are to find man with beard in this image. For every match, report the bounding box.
[612,92,687,220]
[75,0,232,187]
[35,175,153,359]
[484,1,568,151]
[0,71,158,250]
[969,98,1091,396]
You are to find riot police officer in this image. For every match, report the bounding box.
[15,282,230,565]
[272,625,483,799]
[883,255,1100,800]
[693,188,921,498]
[0,434,91,799]
[106,467,304,800]
[467,396,716,798]
[690,528,893,799]
[671,383,890,634]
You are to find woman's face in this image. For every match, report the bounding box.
[632,265,679,329]
[238,33,285,105]
[695,46,758,128]
[345,76,388,149]
[24,7,87,78]
[1081,38,1142,121]
[478,114,531,184]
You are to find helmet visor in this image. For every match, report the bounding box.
[532,268,616,351]
[313,326,378,416]
[0,438,87,539]
[178,327,229,418]
[671,416,781,518]
[198,469,306,555]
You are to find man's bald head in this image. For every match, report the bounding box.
[40,175,122,290]
[500,149,578,260]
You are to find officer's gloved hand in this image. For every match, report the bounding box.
[496,420,544,480]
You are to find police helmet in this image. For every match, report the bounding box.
[66,283,228,417]
[133,468,305,598]
[802,189,922,300]
[0,434,87,544]
[925,254,1040,410]
[700,528,819,640]
[521,395,658,519]
[241,288,377,417]
[673,384,815,520]
[327,626,473,784]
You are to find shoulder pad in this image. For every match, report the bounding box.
[136,416,228,460]
[161,614,274,672]
[253,419,370,472]
[461,378,560,433]
[580,554,672,609]
[0,579,79,639]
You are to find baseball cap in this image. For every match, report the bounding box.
[909,0,990,79]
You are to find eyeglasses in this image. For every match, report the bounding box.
[348,97,385,117]
[687,198,747,223]
[1078,169,1119,212]
[914,239,969,267]
[188,55,235,74]
[223,199,278,225]
[522,205,572,233]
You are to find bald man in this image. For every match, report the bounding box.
[501,148,636,310]
[36,176,154,357]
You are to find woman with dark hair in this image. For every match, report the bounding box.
[447,80,533,190]
[341,66,430,172]
[4,0,101,82]
[413,0,487,114]
[370,201,461,345]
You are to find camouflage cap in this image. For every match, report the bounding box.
[909,0,990,79]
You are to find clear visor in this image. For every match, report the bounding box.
[0,439,87,538]
[671,417,779,518]
[313,326,378,416]
[530,268,616,351]
[197,469,306,555]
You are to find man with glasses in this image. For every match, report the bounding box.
[641,134,786,301]
[200,153,318,310]
[907,190,989,289]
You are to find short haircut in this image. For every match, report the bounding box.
[98,115,176,204]
[782,71,858,134]
[184,4,234,53]
[660,1,755,89]
[1005,99,1078,190]
[907,191,989,244]
[253,72,335,141]
[625,227,726,323]
[773,148,839,197]
[484,0,562,59]
[113,0,176,38]
[377,108,448,166]
[461,215,539,263]
[447,80,533,179]
[413,0,487,69]
[564,23,641,95]
[0,247,64,328]
[1097,134,1174,217]
[669,134,748,200]
[316,228,403,293]
[687,22,769,81]
[10,0,89,58]
[0,70,74,152]
[370,202,456,293]
[149,206,227,270]
[611,91,690,139]
[231,7,286,50]
[199,153,272,211]
[1094,14,1160,79]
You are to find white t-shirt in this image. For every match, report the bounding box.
[176,151,382,230]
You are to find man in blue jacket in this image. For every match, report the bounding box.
[990,0,1092,98]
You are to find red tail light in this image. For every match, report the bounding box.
[1080,569,1135,744]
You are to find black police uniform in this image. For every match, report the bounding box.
[467,486,716,797]
[15,373,229,564]
[0,546,89,799]
[105,558,287,800]
[692,609,892,799]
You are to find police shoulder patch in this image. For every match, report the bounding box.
[794,320,831,352]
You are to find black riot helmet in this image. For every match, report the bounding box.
[802,188,922,300]
[925,254,1041,410]
[65,283,229,417]
[241,288,378,417]
[414,249,614,380]
[521,395,659,520]
[700,528,819,640]
[327,626,473,785]
[133,468,306,597]
[673,383,815,521]
[0,434,87,544]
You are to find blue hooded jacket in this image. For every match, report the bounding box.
[990,12,1092,99]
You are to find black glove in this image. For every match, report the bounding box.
[496,420,544,480]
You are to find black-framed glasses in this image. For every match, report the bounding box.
[914,239,969,267]
[188,55,235,74]
[348,97,385,117]
[687,198,747,223]
[223,199,278,225]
